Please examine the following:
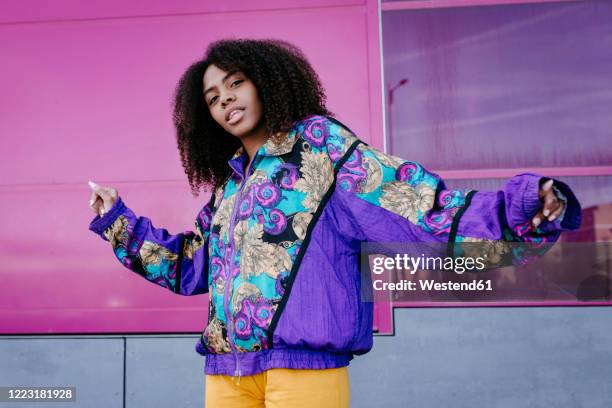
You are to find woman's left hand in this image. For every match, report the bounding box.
[532,178,566,228]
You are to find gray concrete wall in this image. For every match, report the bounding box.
[2,307,611,408]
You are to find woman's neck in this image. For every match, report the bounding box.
[241,130,269,172]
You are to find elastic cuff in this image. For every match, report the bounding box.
[88,197,126,236]
[520,174,543,220]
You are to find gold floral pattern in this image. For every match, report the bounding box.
[183,234,205,260]
[205,316,231,353]
[211,192,237,240]
[459,237,511,266]
[368,145,405,169]
[231,282,261,313]
[243,170,267,191]
[235,221,292,280]
[379,181,436,224]
[361,156,383,194]
[379,182,419,223]
[414,182,436,215]
[294,150,334,212]
[103,215,130,248]
[337,127,358,152]
[138,241,179,266]
[263,132,296,156]
[292,212,313,240]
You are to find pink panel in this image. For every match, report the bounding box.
[0,6,375,186]
[1,182,210,334]
[0,0,363,24]
[1,1,384,334]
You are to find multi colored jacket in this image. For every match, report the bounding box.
[89,114,581,378]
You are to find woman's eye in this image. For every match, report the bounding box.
[209,96,218,105]
[232,80,243,87]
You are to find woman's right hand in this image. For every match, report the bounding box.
[88,180,119,217]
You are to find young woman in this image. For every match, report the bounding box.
[88,38,581,407]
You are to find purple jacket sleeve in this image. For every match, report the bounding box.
[88,196,214,296]
[321,117,582,267]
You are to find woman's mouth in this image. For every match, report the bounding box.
[226,108,245,125]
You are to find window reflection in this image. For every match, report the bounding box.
[380,0,612,306]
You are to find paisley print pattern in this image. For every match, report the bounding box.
[301,116,328,147]
[231,283,274,348]
[337,141,467,235]
[272,163,299,190]
[327,126,357,162]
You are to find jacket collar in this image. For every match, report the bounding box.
[228,129,299,161]
[227,116,312,177]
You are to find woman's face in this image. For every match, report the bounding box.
[203,64,264,139]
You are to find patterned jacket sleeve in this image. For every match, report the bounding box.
[88,196,214,295]
[321,116,582,268]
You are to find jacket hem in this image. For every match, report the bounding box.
[203,348,353,376]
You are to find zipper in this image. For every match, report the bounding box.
[224,153,257,385]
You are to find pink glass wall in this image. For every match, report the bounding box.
[383,0,612,172]
[0,0,384,334]
[378,0,612,331]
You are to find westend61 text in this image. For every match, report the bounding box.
[373,279,493,291]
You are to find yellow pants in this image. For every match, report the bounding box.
[204,367,350,408]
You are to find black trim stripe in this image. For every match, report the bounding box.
[266,139,363,348]
[174,235,185,295]
[446,190,477,258]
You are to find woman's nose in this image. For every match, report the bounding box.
[221,93,235,106]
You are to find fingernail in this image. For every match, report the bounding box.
[543,209,550,217]
[549,215,556,221]
[533,217,541,227]
[89,199,94,207]
[88,180,97,189]
[543,179,554,190]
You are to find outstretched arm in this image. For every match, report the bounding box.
[316,116,582,267]
[88,195,214,296]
